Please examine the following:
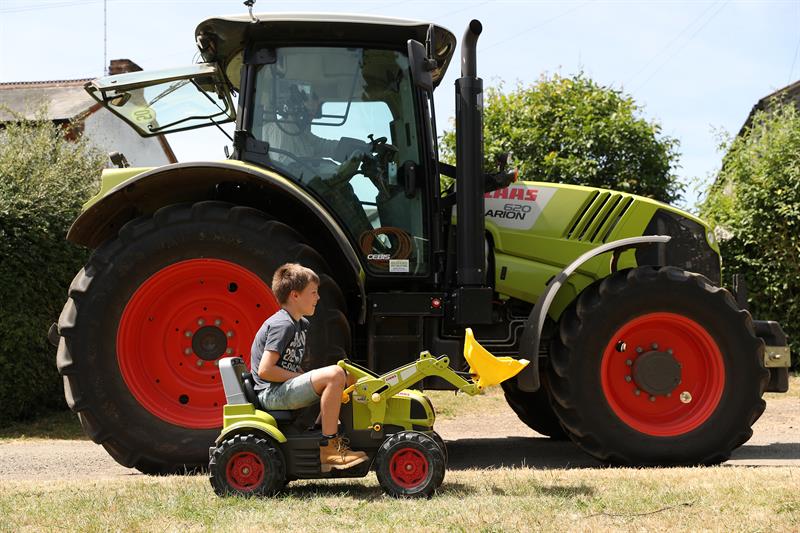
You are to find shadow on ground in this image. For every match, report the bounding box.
[446,436,603,470]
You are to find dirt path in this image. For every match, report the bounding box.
[1,393,796,480]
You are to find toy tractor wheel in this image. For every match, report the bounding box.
[547,266,769,466]
[375,431,445,498]
[502,373,567,440]
[209,433,286,496]
[56,201,350,474]
[428,430,448,465]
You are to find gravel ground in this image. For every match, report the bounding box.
[0,390,796,480]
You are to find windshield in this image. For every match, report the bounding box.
[251,47,427,275]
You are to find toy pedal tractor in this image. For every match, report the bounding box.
[209,328,528,498]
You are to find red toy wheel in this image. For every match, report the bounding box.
[210,433,285,497]
[117,259,279,429]
[389,447,429,489]
[375,431,445,498]
[600,312,725,437]
[226,451,266,490]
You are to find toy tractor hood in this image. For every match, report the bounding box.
[194,13,457,91]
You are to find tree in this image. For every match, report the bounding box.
[699,102,800,369]
[441,73,683,204]
[0,110,104,424]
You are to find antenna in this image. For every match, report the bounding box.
[243,0,259,23]
[103,0,108,75]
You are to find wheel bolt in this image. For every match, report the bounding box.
[226,331,234,338]
[196,360,203,367]
[634,389,641,396]
[184,330,192,338]
[184,348,192,355]
[651,343,658,350]
[625,376,632,382]
[214,319,222,326]
[649,396,656,402]
[636,347,643,354]
[214,360,219,367]
[225,348,233,355]
[680,391,692,404]
[625,359,633,366]
[197,319,205,326]
[667,349,673,355]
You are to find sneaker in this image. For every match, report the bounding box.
[320,435,368,473]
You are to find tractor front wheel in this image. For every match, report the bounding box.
[502,372,567,440]
[547,266,768,466]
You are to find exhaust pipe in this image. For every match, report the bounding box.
[455,19,484,287]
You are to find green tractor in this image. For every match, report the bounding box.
[53,11,791,474]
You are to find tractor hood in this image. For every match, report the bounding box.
[194,13,456,91]
[483,181,721,315]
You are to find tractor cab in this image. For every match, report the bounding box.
[86,14,460,280]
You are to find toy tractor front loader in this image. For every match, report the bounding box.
[209,329,527,497]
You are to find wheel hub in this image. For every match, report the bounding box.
[191,326,228,361]
[117,258,279,429]
[632,350,681,396]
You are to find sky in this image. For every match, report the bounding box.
[1,0,799,210]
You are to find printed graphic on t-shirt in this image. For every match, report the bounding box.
[279,328,306,373]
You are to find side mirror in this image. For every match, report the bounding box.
[407,39,434,92]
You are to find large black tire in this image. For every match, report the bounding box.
[548,266,769,466]
[56,201,350,474]
[375,431,445,498]
[501,372,568,440]
[209,433,286,497]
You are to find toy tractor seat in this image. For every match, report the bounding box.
[218,357,295,422]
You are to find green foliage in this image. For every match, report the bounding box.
[441,73,682,203]
[0,110,104,425]
[699,102,800,369]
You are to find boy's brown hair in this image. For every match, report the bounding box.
[271,263,320,304]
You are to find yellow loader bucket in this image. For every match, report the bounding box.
[463,328,530,390]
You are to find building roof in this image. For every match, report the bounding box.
[738,78,800,137]
[0,79,96,122]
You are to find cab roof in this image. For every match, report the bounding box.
[195,12,456,88]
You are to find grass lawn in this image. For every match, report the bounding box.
[0,467,797,532]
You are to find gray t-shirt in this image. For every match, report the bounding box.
[250,308,309,391]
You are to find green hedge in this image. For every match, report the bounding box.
[700,102,800,370]
[0,113,104,425]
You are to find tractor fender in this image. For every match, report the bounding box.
[67,160,367,322]
[215,418,288,445]
[515,235,671,392]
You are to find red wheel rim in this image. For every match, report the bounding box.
[226,451,265,491]
[600,312,725,437]
[389,447,429,489]
[117,259,279,429]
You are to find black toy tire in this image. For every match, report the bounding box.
[502,372,568,440]
[375,431,445,498]
[209,433,286,497]
[547,266,768,466]
[428,430,448,466]
[56,201,350,474]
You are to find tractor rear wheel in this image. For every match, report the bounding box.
[502,372,567,440]
[547,266,768,466]
[56,201,350,474]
